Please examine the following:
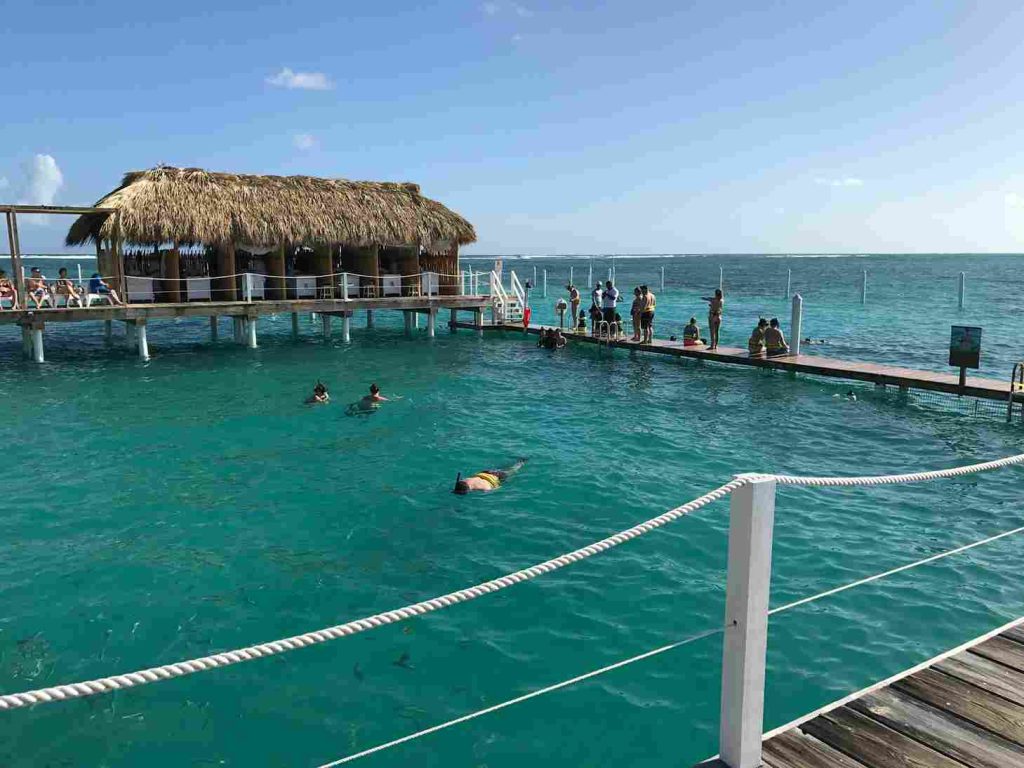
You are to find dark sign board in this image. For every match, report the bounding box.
[949,325,982,369]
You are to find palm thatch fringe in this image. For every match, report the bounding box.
[66,167,476,248]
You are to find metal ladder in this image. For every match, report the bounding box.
[1008,362,1024,422]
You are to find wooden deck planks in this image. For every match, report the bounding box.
[695,625,1024,768]
[492,323,1018,403]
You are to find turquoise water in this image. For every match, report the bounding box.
[1,254,1023,767]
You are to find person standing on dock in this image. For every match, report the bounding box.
[567,284,580,323]
[640,284,656,343]
[601,280,620,327]
[630,286,642,341]
[591,282,603,311]
[703,289,724,350]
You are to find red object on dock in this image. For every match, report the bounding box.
[523,307,532,327]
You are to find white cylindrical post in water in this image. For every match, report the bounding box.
[290,313,298,337]
[861,269,867,305]
[719,266,724,291]
[661,265,665,292]
[790,294,803,356]
[138,322,150,360]
[569,265,574,285]
[543,269,548,298]
[342,313,351,343]
[427,309,436,338]
[77,264,82,283]
[342,273,349,301]
[246,317,257,349]
[533,266,537,289]
[32,327,44,364]
[588,264,593,290]
[785,269,791,299]
[958,271,966,310]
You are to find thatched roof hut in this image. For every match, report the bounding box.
[66,166,476,249]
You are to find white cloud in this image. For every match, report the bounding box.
[482,2,531,17]
[815,177,864,187]
[512,3,532,17]
[266,67,333,91]
[13,154,64,225]
[293,133,318,151]
[1005,192,1024,209]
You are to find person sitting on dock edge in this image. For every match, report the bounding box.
[88,273,124,305]
[0,270,19,309]
[55,268,83,307]
[748,318,768,355]
[683,317,703,346]
[27,268,51,309]
[765,317,789,356]
[453,458,527,494]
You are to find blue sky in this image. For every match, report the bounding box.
[3,0,1024,254]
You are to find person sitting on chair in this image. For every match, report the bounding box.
[88,273,124,305]
[26,268,51,309]
[55,268,83,307]
[0,270,19,309]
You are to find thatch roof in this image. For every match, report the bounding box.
[65,167,476,249]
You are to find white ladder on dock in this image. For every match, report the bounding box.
[489,270,526,323]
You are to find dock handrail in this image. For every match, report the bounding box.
[509,270,527,309]
[4,453,1024,768]
[1009,362,1024,422]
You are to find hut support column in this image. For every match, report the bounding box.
[21,325,31,357]
[322,314,332,339]
[366,310,374,329]
[216,243,238,301]
[267,245,286,300]
[449,308,457,332]
[474,308,483,337]
[342,313,351,343]
[232,317,243,344]
[6,211,25,302]
[126,321,137,348]
[291,312,299,337]
[427,309,436,338]
[210,316,219,341]
[104,320,113,342]
[31,324,44,364]
[403,311,413,336]
[246,316,257,349]
[136,321,150,362]
[164,246,181,303]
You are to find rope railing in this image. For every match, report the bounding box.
[1,453,1022,713]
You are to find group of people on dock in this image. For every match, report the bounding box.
[747,317,789,356]
[0,267,123,310]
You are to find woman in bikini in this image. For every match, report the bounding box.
[630,286,642,341]
[702,289,724,350]
[0,270,18,309]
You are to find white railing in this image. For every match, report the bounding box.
[3,453,1024,768]
[509,270,526,310]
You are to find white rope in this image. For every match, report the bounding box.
[315,625,726,768]
[0,479,744,711]
[769,522,1024,616]
[773,452,1024,487]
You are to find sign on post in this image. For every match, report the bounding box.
[949,325,982,391]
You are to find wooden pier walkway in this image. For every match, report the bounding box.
[463,322,1021,405]
[698,618,1024,768]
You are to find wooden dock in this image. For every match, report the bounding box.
[467,322,1021,405]
[698,619,1024,768]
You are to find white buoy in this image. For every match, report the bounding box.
[958,271,966,309]
[790,294,803,356]
[861,269,867,304]
[785,269,791,299]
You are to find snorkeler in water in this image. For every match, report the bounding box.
[452,458,527,494]
[306,381,329,404]
[346,383,397,415]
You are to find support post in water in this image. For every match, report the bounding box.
[720,474,776,768]
[449,308,457,332]
[588,264,593,290]
[321,314,332,339]
[790,294,803,357]
[127,321,138,348]
[291,312,299,337]
[366,309,374,329]
[137,321,150,361]
[21,325,31,358]
[958,271,966,310]
[210,316,219,342]
[661,265,665,292]
[31,324,44,364]
[785,268,791,299]
[474,308,483,337]
[861,269,867,305]
[232,317,243,344]
[543,269,548,298]
[105,320,113,343]
[427,309,436,338]
[404,310,413,336]
[569,265,574,285]
[342,313,351,343]
[246,317,257,349]
[719,266,724,291]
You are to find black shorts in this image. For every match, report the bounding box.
[602,308,615,324]
[640,311,654,330]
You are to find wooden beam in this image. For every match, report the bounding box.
[163,245,181,303]
[6,211,25,300]
[0,204,115,215]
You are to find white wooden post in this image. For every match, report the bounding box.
[31,327,44,363]
[77,264,83,284]
[861,269,867,304]
[244,273,253,303]
[785,269,791,299]
[958,271,966,310]
[587,264,593,290]
[342,313,351,343]
[543,269,548,298]
[342,272,349,301]
[533,266,537,289]
[427,309,436,338]
[790,294,803,357]
[661,265,665,292]
[569,265,574,285]
[720,475,776,768]
[137,321,150,361]
[246,317,257,348]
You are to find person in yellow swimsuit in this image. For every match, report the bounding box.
[453,458,527,494]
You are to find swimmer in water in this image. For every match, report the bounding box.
[346,383,393,415]
[453,458,527,494]
[306,381,329,404]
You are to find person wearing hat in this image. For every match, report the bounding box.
[453,458,527,494]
